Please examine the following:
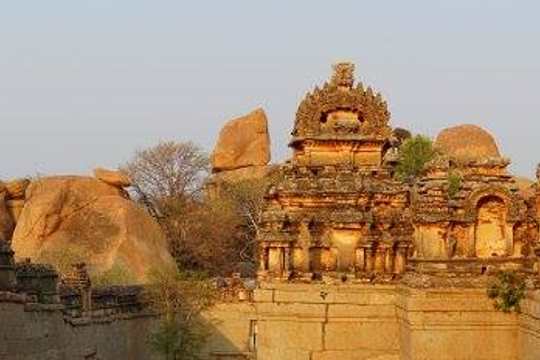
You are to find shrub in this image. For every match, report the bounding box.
[36,244,87,276]
[145,267,217,360]
[394,135,436,181]
[91,262,136,287]
[447,172,462,199]
[487,270,526,313]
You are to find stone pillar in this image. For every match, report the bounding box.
[534,246,540,275]
[365,246,375,272]
[467,225,476,258]
[374,246,386,273]
[384,246,394,273]
[505,222,514,257]
[394,243,408,274]
[355,247,366,272]
[64,263,92,313]
[284,246,291,273]
[258,246,268,272]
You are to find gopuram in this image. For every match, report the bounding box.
[257,62,539,283]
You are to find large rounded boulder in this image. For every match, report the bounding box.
[434,124,501,162]
[11,176,175,283]
[211,108,271,172]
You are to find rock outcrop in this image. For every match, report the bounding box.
[11,176,175,283]
[0,188,15,243]
[211,108,271,172]
[434,124,501,161]
[4,178,30,200]
[93,168,131,188]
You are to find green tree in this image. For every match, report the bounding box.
[145,267,217,360]
[394,135,436,181]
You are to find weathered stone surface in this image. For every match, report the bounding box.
[212,165,272,183]
[11,176,175,282]
[5,200,25,223]
[0,192,15,242]
[4,178,30,200]
[515,176,535,200]
[93,167,131,188]
[211,108,271,172]
[434,124,501,161]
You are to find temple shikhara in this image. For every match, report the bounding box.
[257,62,539,282]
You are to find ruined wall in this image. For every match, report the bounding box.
[4,285,540,360]
[0,293,157,360]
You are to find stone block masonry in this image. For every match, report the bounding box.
[200,283,540,360]
[3,284,540,359]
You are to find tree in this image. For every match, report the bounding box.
[145,267,217,360]
[218,170,281,272]
[124,141,276,276]
[123,141,209,207]
[123,141,213,269]
[394,135,436,181]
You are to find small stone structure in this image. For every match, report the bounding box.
[258,63,413,281]
[257,62,540,283]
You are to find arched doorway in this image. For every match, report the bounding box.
[475,196,508,257]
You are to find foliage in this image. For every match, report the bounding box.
[148,319,209,360]
[394,135,436,181]
[91,261,136,287]
[145,267,217,360]
[447,172,462,199]
[124,140,275,276]
[487,270,526,313]
[36,244,87,276]
[217,171,281,272]
[164,197,242,274]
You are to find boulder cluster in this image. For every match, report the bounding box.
[1,169,175,283]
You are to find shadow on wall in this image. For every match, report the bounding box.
[0,298,251,360]
[199,306,256,360]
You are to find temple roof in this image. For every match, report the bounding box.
[291,62,392,146]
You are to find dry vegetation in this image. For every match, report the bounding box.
[123,140,270,277]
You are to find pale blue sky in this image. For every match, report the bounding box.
[1,1,540,178]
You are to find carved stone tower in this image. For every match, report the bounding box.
[258,63,413,282]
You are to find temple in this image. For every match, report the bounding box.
[257,62,539,282]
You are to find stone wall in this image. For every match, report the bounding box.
[201,283,540,360]
[519,290,540,360]
[4,284,540,359]
[0,293,156,360]
[397,286,519,360]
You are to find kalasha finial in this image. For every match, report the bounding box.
[331,62,355,88]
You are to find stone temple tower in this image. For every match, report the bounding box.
[257,62,413,282]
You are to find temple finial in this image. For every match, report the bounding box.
[331,62,355,88]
